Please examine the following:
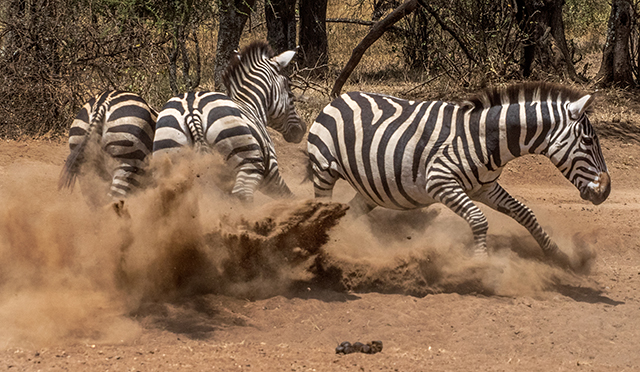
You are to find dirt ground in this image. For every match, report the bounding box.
[0,112,639,371]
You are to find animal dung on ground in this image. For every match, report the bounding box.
[335,340,383,355]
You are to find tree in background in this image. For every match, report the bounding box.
[298,0,328,76]
[0,0,168,138]
[158,0,214,95]
[147,0,215,95]
[595,0,635,87]
[265,0,297,53]
[514,0,584,82]
[214,0,257,91]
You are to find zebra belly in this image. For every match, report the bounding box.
[338,157,436,210]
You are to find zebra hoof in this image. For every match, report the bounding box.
[472,248,489,260]
[111,200,131,219]
[546,247,572,270]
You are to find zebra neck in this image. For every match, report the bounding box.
[477,103,557,169]
[229,89,268,127]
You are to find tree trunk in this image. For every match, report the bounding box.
[265,0,297,53]
[214,0,257,92]
[515,0,583,82]
[298,0,328,76]
[595,0,634,87]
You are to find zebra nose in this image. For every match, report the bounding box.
[581,171,611,205]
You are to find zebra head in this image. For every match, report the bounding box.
[265,48,307,143]
[546,94,611,205]
[223,42,307,144]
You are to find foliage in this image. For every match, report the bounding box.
[386,0,525,86]
[0,0,216,139]
[564,0,610,39]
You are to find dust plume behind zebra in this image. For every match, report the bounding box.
[59,90,157,209]
[307,82,611,269]
[152,41,306,203]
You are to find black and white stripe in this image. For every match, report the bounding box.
[59,90,157,201]
[153,42,306,203]
[307,82,610,261]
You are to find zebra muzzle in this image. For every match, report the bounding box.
[580,172,611,205]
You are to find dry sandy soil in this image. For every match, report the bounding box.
[0,107,639,371]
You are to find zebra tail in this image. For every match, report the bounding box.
[186,114,209,153]
[58,102,106,191]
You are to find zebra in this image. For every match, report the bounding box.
[59,90,157,206]
[307,82,611,267]
[152,41,306,203]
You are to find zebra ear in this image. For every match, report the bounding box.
[271,49,297,70]
[568,94,593,120]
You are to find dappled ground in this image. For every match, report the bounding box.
[0,104,640,371]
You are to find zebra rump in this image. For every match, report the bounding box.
[59,90,157,201]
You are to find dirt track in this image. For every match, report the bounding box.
[0,130,639,371]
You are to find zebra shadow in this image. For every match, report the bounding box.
[287,229,619,304]
[131,294,250,341]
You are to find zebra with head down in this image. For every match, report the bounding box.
[307,82,610,267]
[153,41,306,203]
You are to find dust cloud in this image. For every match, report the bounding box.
[311,202,598,297]
[0,151,347,348]
[0,149,598,348]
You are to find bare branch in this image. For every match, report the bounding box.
[330,0,419,98]
[415,0,477,64]
[326,18,376,26]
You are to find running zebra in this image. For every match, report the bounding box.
[152,41,306,203]
[307,82,611,266]
[59,90,157,203]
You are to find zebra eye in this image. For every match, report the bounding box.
[582,136,593,146]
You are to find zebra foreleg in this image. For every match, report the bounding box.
[475,183,572,268]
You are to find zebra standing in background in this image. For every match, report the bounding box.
[59,90,157,206]
[307,82,611,267]
[152,41,306,203]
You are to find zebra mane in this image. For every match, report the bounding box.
[222,41,275,90]
[458,82,589,112]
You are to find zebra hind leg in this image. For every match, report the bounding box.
[347,193,377,217]
[430,182,490,257]
[260,170,295,199]
[108,164,143,218]
[231,171,263,203]
[309,161,338,199]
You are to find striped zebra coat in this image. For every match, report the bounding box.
[153,42,306,203]
[307,83,611,266]
[59,90,157,203]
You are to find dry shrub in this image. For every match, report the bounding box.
[0,0,187,139]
